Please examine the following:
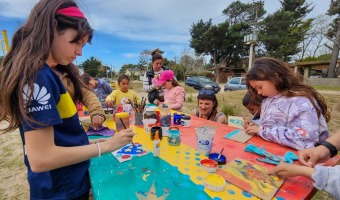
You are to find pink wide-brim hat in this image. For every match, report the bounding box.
[152,70,175,86]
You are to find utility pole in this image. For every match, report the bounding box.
[106,65,109,79]
[243,0,263,71]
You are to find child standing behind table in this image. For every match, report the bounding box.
[245,57,330,150]
[152,70,185,112]
[106,74,140,107]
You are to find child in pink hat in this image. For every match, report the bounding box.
[152,70,185,111]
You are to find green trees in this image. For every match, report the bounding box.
[190,1,257,82]
[189,18,249,82]
[189,0,316,77]
[260,0,313,61]
[79,56,102,77]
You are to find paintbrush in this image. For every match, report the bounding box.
[119,118,135,148]
[141,97,146,110]
[251,111,259,121]
[217,148,224,160]
[128,98,138,113]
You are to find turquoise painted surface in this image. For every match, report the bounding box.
[89,137,211,200]
[224,129,240,138]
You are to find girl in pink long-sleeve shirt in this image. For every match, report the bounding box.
[152,70,185,111]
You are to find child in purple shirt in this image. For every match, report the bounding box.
[245,57,330,150]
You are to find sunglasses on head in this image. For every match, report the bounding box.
[198,89,215,96]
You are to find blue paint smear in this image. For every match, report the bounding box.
[224,129,241,138]
[276,197,286,200]
[227,189,235,194]
[89,152,211,200]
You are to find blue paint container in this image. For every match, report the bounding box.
[208,153,227,165]
[173,113,182,125]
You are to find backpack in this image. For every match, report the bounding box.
[146,66,169,103]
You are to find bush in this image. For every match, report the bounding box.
[221,104,236,116]
[187,94,193,102]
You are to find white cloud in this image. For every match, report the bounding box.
[123,53,139,58]
[81,0,228,44]
[0,0,33,18]
[0,0,330,45]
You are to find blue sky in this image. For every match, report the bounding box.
[0,0,331,71]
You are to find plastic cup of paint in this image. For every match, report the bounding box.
[195,126,216,155]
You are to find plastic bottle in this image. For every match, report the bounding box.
[153,130,160,157]
[160,104,171,127]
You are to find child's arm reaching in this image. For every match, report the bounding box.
[105,91,116,107]
[268,162,340,199]
[299,130,340,167]
[267,162,315,179]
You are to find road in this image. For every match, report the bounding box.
[218,84,340,95]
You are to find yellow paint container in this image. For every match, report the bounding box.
[204,174,226,192]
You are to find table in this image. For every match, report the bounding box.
[85,114,340,200]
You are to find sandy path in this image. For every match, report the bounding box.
[0,121,29,199]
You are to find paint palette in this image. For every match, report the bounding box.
[111,143,150,163]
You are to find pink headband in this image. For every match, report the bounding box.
[56,7,86,19]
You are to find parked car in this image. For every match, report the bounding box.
[185,76,221,93]
[309,73,322,78]
[224,77,247,91]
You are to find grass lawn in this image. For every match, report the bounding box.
[0,81,339,199]
[313,85,340,91]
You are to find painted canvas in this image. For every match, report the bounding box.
[224,129,253,143]
[228,116,244,129]
[112,143,150,163]
[216,158,284,200]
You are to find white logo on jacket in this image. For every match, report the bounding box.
[23,83,52,113]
